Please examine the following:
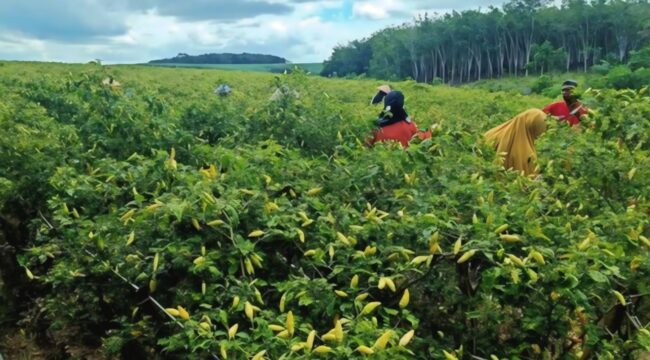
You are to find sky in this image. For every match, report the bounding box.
[0,0,508,64]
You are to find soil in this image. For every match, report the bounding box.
[0,330,104,360]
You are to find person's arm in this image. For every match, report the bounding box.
[577,105,590,123]
[416,130,432,140]
[364,129,378,147]
[578,106,596,129]
[407,120,432,141]
[570,102,587,117]
[578,105,589,117]
[543,103,564,120]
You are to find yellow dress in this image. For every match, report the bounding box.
[484,109,547,176]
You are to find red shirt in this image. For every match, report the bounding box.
[367,120,431,148]
[543,101,588,126]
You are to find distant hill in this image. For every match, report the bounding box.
[148,52,288,65]
[146,62,323,74]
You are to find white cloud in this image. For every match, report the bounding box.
[269,20,289,33]
[353,2,389,20]
[298,16,322,27]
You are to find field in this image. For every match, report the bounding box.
[145,62,324,74]
[0,61,649,359]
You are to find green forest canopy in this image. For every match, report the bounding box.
[321,0,650,84]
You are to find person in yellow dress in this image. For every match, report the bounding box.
[484,109,547,176]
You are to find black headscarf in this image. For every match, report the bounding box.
[377,91,409,127]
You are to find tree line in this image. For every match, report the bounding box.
[321,0,650,84]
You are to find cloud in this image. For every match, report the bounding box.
[352,0,509,20]
[0,0,309,42]
[0,0,514,64]
[0,0,130,41]
[351,0,421,20]
[353,3,389,20]
[134,0,293,22]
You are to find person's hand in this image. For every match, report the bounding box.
[579,114,595,129]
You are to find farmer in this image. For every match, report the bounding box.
[366,90,431,148]
[484,108,547,176]
[101,77,121,89]
[269,84,300,102]
[215,84,232,96]
[542,80,589,126]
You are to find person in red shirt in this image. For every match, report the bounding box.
[366,90,431,148]
[543,80,588,126]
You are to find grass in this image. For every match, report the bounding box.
[465,72,594,95]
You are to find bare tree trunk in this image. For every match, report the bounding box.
[431,50,438,80]
[412,60,419,81]
[506,32,516,76]
[437,47,447,83]
[525,16,535,77]
[498,39,505,77]
[581,18,590,72]
[513,34,519,77]
[616,35,628,62]
[467,46,473,82]
[474,48,483,81]
[468,57,473,82]
[451,56,456,84]
[562,35,570,72]
[420,56,427,83]
[487,51,493,78]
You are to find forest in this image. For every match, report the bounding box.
[321,0,650,84]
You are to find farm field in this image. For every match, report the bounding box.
[0,61,649,359]
[145,62,324,74]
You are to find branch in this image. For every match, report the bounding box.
[401,255,445,290]
[38,210,54,230]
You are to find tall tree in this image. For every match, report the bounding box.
[321,0,650,84]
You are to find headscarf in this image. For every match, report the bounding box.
[484,109,547,176]
[371,85,392,104]
[377,91,409,127]
[561,79,578,91]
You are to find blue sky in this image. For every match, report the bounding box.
[319,0,353,21]
[0,0,508,64]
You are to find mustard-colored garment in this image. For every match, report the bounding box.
[484,109,547,175]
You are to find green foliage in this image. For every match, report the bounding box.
[323,1,650,83]
[0,94,80,213]
[0,62,649,360]
[629,45,650,71]
[598,65,650,90]
[531,75,554,94]
[529,41,566,75]
[322,40,371,77]
[179,98,243,145]
[605,65,636,89]
[591,60,612,76]
[0,177,13,207]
